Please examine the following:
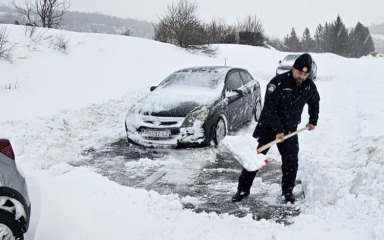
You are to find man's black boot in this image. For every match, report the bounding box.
[232,191,250,202]
[283,192,296,204]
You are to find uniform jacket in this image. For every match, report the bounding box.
[253,70,320,138]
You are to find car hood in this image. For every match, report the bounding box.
[133,89,221,117]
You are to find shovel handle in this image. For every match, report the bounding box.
[257,127,309,153]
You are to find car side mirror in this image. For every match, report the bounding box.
[279,60,282,64]
[225,89,243,98]
[150,86,157,91]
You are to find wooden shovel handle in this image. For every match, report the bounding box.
[257,127,309,153]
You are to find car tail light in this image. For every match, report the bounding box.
[0,139,15,160]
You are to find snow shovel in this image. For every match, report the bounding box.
[257,127,309,153]
[226,127,309,172]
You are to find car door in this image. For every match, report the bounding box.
[224,70,247,130]
[239,70,257,119]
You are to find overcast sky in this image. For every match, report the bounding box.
[71,0,384,39]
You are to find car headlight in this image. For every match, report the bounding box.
[125,105,140,129]
[182,107,209,127]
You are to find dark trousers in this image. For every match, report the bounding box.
[237,131,299,195]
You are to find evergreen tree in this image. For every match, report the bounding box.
[284,28,301,52]
[324,22,333,53]
[280,15,376,58]
[330,15,349,57]
[348,22,375,57]
[314,24,325,52]
[301,28,315,52]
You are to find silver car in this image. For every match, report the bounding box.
[0,139,31,240]
[276,54,317,79]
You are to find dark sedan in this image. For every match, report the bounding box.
[0,139,31,240]
[125,66,262,148]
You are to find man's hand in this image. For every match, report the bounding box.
[306,123,316,131]
[276,133,284,142]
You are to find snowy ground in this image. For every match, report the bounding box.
[1,24,384,239]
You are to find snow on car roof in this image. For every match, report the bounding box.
[159,66,231,90]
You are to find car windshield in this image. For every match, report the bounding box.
[158,68,226,90]
[282,55,300,62]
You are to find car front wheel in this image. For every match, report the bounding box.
[212,118,226,146]
[0,209,24,240]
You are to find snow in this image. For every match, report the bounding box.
[1,23,384,239]
[372,34,384,40]
[222,135,268,171]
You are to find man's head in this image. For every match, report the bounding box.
[292,53,312,85]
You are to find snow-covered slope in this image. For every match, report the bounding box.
[1,24,383,240]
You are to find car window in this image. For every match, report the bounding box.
[159,69,225,90]
[283,55,300,62]
[226,71,243,91]
[239,70,253,85]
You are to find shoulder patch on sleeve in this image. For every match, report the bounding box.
[267,84,276,93]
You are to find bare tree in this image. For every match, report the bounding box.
[49,34,70,54]
[0,26,17,62]
[120,26,133,36]
[236,14,265,46]
[154,0,214,54]
[205,19,237,44]
[267,37,287,51]
[12,0,71,28]
[238,15,264,34]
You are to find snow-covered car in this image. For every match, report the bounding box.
[0,139,31,240]
[276,54,317,79]
[125,66,262,148]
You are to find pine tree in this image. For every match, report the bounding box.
[280,14,377,58]
[284,28,301,52]
[314,24,325,52]
[324,22,333,53]
[301,28,315,52]
[330,15,349,57]
[348,22,375,57]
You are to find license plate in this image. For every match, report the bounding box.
[141,129,171,138]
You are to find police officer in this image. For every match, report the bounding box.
[232,53,320,204]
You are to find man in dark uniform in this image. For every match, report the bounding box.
[232,53,320,203]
